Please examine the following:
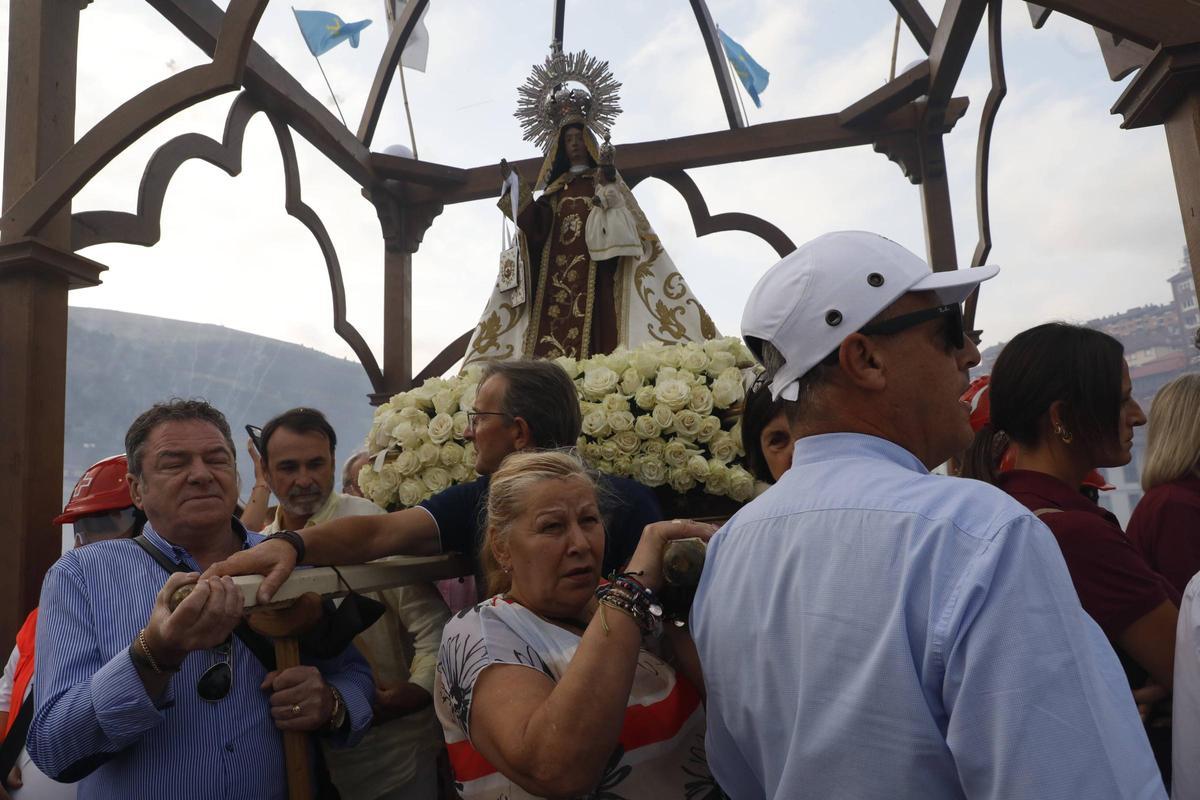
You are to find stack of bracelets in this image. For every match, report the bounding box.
[596,572,663,637]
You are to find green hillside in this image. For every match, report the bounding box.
[64,307,376,505]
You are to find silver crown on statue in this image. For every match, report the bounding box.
[515,41,622,152]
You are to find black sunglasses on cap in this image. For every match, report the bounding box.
[820,303,977,366]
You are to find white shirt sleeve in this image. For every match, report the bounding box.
[1173,574,1200,800]
[0,641,19,713]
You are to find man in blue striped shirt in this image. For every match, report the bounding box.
[28,399,375,799]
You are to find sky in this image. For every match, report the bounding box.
[0,0,1188,384]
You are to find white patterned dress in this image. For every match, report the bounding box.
[435,596,722,799]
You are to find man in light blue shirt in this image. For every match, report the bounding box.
[28,400,375,799]
[691,231,1164,799]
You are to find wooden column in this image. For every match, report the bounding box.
[369,188,442,404]
[0,0,94,648]
[918,133,959,271]
[1164,90,1200,292]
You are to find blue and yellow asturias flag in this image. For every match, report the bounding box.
[718,29,769,108]
[293,9,372,57]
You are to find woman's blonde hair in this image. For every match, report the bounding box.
[480,450,600,596]
[1142,373,1200,490]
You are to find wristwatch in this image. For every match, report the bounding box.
[324,685,348,734]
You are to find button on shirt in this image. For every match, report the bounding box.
[691,433,1164,800]
[29,521,375,800]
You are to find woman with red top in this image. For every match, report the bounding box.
[982,323,1178,688]
[1128,374,1200,596]
[434,450,719,799]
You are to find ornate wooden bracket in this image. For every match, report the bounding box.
[370,190,444,254]
[1,0,268,241]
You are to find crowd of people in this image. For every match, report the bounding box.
[1,230,1198,799]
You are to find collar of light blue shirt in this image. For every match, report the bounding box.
[790,432,928,474]
[140,518,259,572]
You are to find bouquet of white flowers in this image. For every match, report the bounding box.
[359,338,760,510]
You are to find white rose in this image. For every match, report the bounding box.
[663,440,692,469]
[432,389,458,416]
[398,406,429,426]
[634,385,657,411]
[631,347,661,379]
[657,346,683,368]
[395,450,422,476]
[458,382,478,412]
[613,430,641,455]
[410,383,438,410]
[672,409,703,439]
[634,415,662,440]
[688,385,714,415]
[418,442,441,466]
[462,442,476,467]
[702,337,735,356]
[709,431,739,464]
[705,351,737,376]
[461,363,485,383]
[728,466,755,502]
[600,441,621,463]
[582,442,605,464]
[654,379,691,411]
[439,441,465,466]
[641,440,666,458]
[711,377,744,409]
[554,355,581,379]
[634,456,668,487]
[668,466,696,493]
[675,369,702,386]
[596,459,617,475]
[581,366,620,400]
[612,454,634,477]
[452,411,469,438]
[397,478,426,507]
[391,393,418,410]
[602,393,631,414]
[581,409,611,438]
[703,461,731,496]
[687,453,710,481]
[428,413,455,445]
[422,467,452,493]
[607,349,633,373]
[390,421,423,451]
[696,415,722,443]
[607,410,635,432]
[651,404,675,430]
[655,366,679,385]
[680,348,709,373]
[620,367,643,395]
[450,463,472,482]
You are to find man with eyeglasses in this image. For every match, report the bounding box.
[208,360,662,612]
[1,455,141,798]
[691,231,1164,798]
[26,399,376,800]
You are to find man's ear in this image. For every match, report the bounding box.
[511,416,535,451]
[126,473,145,510]
[838,333,887,391]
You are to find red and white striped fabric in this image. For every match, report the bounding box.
[435,596,719,799]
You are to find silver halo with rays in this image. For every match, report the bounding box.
[515,41,622,152]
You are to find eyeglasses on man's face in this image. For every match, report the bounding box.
[465,411,514,430]
[820,303,978,366]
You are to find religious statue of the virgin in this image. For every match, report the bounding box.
[463,43,716,364]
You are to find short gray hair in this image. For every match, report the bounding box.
[758,340,832,418]
[481,360,582,448]
[125,399,236,477]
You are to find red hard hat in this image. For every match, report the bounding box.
[54,454,134,524]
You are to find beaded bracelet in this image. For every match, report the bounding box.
[596,574,663,637]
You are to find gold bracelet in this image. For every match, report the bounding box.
[136,629,180,674]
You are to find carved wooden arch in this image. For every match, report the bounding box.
[412,169,794,381]
[0,0,268,240]
[71,91,385,393]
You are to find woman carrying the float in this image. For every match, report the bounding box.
[434,450,720,798]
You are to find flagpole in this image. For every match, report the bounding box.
[888,13,901,81]
[398,65,419,159]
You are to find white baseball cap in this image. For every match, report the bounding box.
[742,231,999,400]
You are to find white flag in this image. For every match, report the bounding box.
[386,0,430,72]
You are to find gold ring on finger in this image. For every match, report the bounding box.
[291,703,301,716]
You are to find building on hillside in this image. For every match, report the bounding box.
[1169,248,1198,336]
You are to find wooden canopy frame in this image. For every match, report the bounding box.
[3,0,1200,647]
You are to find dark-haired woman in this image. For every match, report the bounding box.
[740,378,799,484]
[983,322,1178,778]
